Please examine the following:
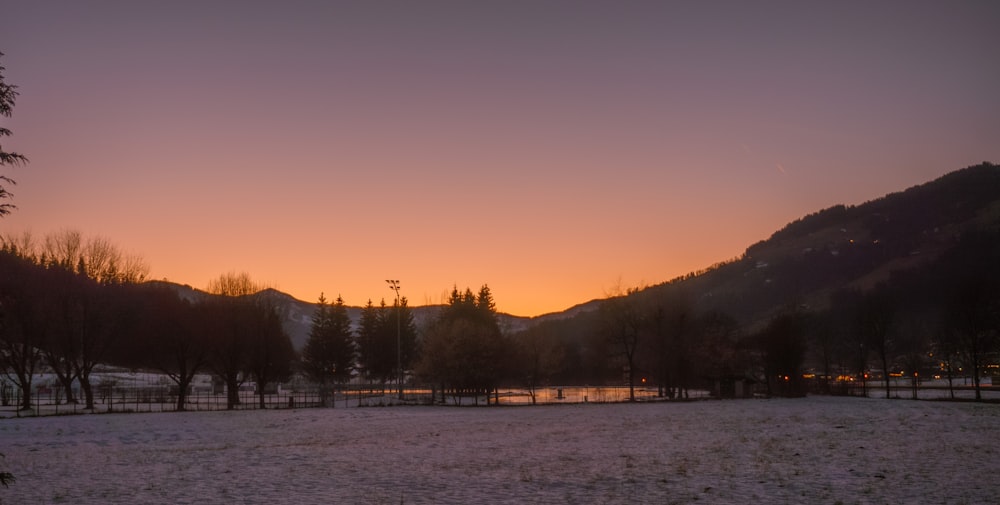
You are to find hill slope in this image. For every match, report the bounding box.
[154,162,999,345]
[631,162,1000,330]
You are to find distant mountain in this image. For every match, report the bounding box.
[150,282,537,350]
[631,162,1000,330]
[151,162,999,346]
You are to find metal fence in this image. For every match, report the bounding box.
[0,383,713,418]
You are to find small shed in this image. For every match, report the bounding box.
[713,375,756,399]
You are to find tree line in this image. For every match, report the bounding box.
[3,226,999,413]
[0,232,515,408]
[506,229,1000,402]
[0,232,298,411]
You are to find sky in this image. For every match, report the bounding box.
[1,1,998,317]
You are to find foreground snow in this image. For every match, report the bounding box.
[1,397,998,504]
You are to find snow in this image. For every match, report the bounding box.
[1,397,998,504]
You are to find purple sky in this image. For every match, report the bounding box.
[2,1,998,316]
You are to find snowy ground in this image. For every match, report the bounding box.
[1,397,998,504]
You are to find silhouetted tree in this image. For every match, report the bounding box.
[931,321,961,400]
[139,285,207,411]
[856,289,895,399]
[691,310,742,396]
[0,52,28,217]
[809,306,854,395]
[203,273,296,409]
[893,308,933,399]
[416,285,508,404]
[303,293,355,404]
[639,294,691,399]
[356,299,389,388]
[245,292,295,409]
[755,310,809,397]
[598,287,643,401]
[511,320,567,404]
[204,272,259,409]
[0,247,46,409]
[24,231,148,409]
[948,276,999,402]
[356,296,418,391]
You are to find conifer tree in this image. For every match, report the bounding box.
[357,299,389,386]
[303,293,333,383]
[1,52,28,217]
[303,294,355,389]
[416,284,509,404]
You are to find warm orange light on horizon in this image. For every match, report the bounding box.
[3,2,997,319]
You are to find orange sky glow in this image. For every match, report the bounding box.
[2,2,998,316]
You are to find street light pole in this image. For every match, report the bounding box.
[386,279,403,400]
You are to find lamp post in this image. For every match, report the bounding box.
[386,279,403,400]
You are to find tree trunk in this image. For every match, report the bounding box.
[971,362,982,401]
[880,353,890,399]
[627,363,636,402]
[17,375,32,410]
[226,374,240,410]
[319,382,331,408]
[79,375,95,410]
[52,365,77,404]
[175,376,190,411]
[946,362,955,400]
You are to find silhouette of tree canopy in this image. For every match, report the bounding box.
[303,293,355,387]
[598,287,643,402]
[416,285,510,403]
[201,273,296,409]
[0,52,28,217]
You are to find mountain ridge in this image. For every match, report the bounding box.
[152,162,999,347]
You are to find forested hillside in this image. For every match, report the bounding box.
[3,163,997,405]
[514,162,1000,398]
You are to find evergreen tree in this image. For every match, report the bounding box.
[303,294,355,388]
[357,299,393,386]
[1,52,29,217]
[327,295,355,382]
[390,295,419,385]
[303,293,333,383]
[416,284,509,404]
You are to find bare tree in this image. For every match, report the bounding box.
[949,276,999,402]
[204,272,261,409]
[856,290,895,399]
[640,291,696,399]
[204,272,294,409]
[599,287,643,402]
[512,321,566,405]
[246,291,294,409]
[207,271,261,298]
[140,286,207,411]
[36,231,148,409]
[0,247,46,409]
[80,237,149,285]
[754,310,809,398]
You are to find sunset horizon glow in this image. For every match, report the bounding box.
[2,1,998,316]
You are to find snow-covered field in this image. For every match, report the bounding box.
[1,397,998,504]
